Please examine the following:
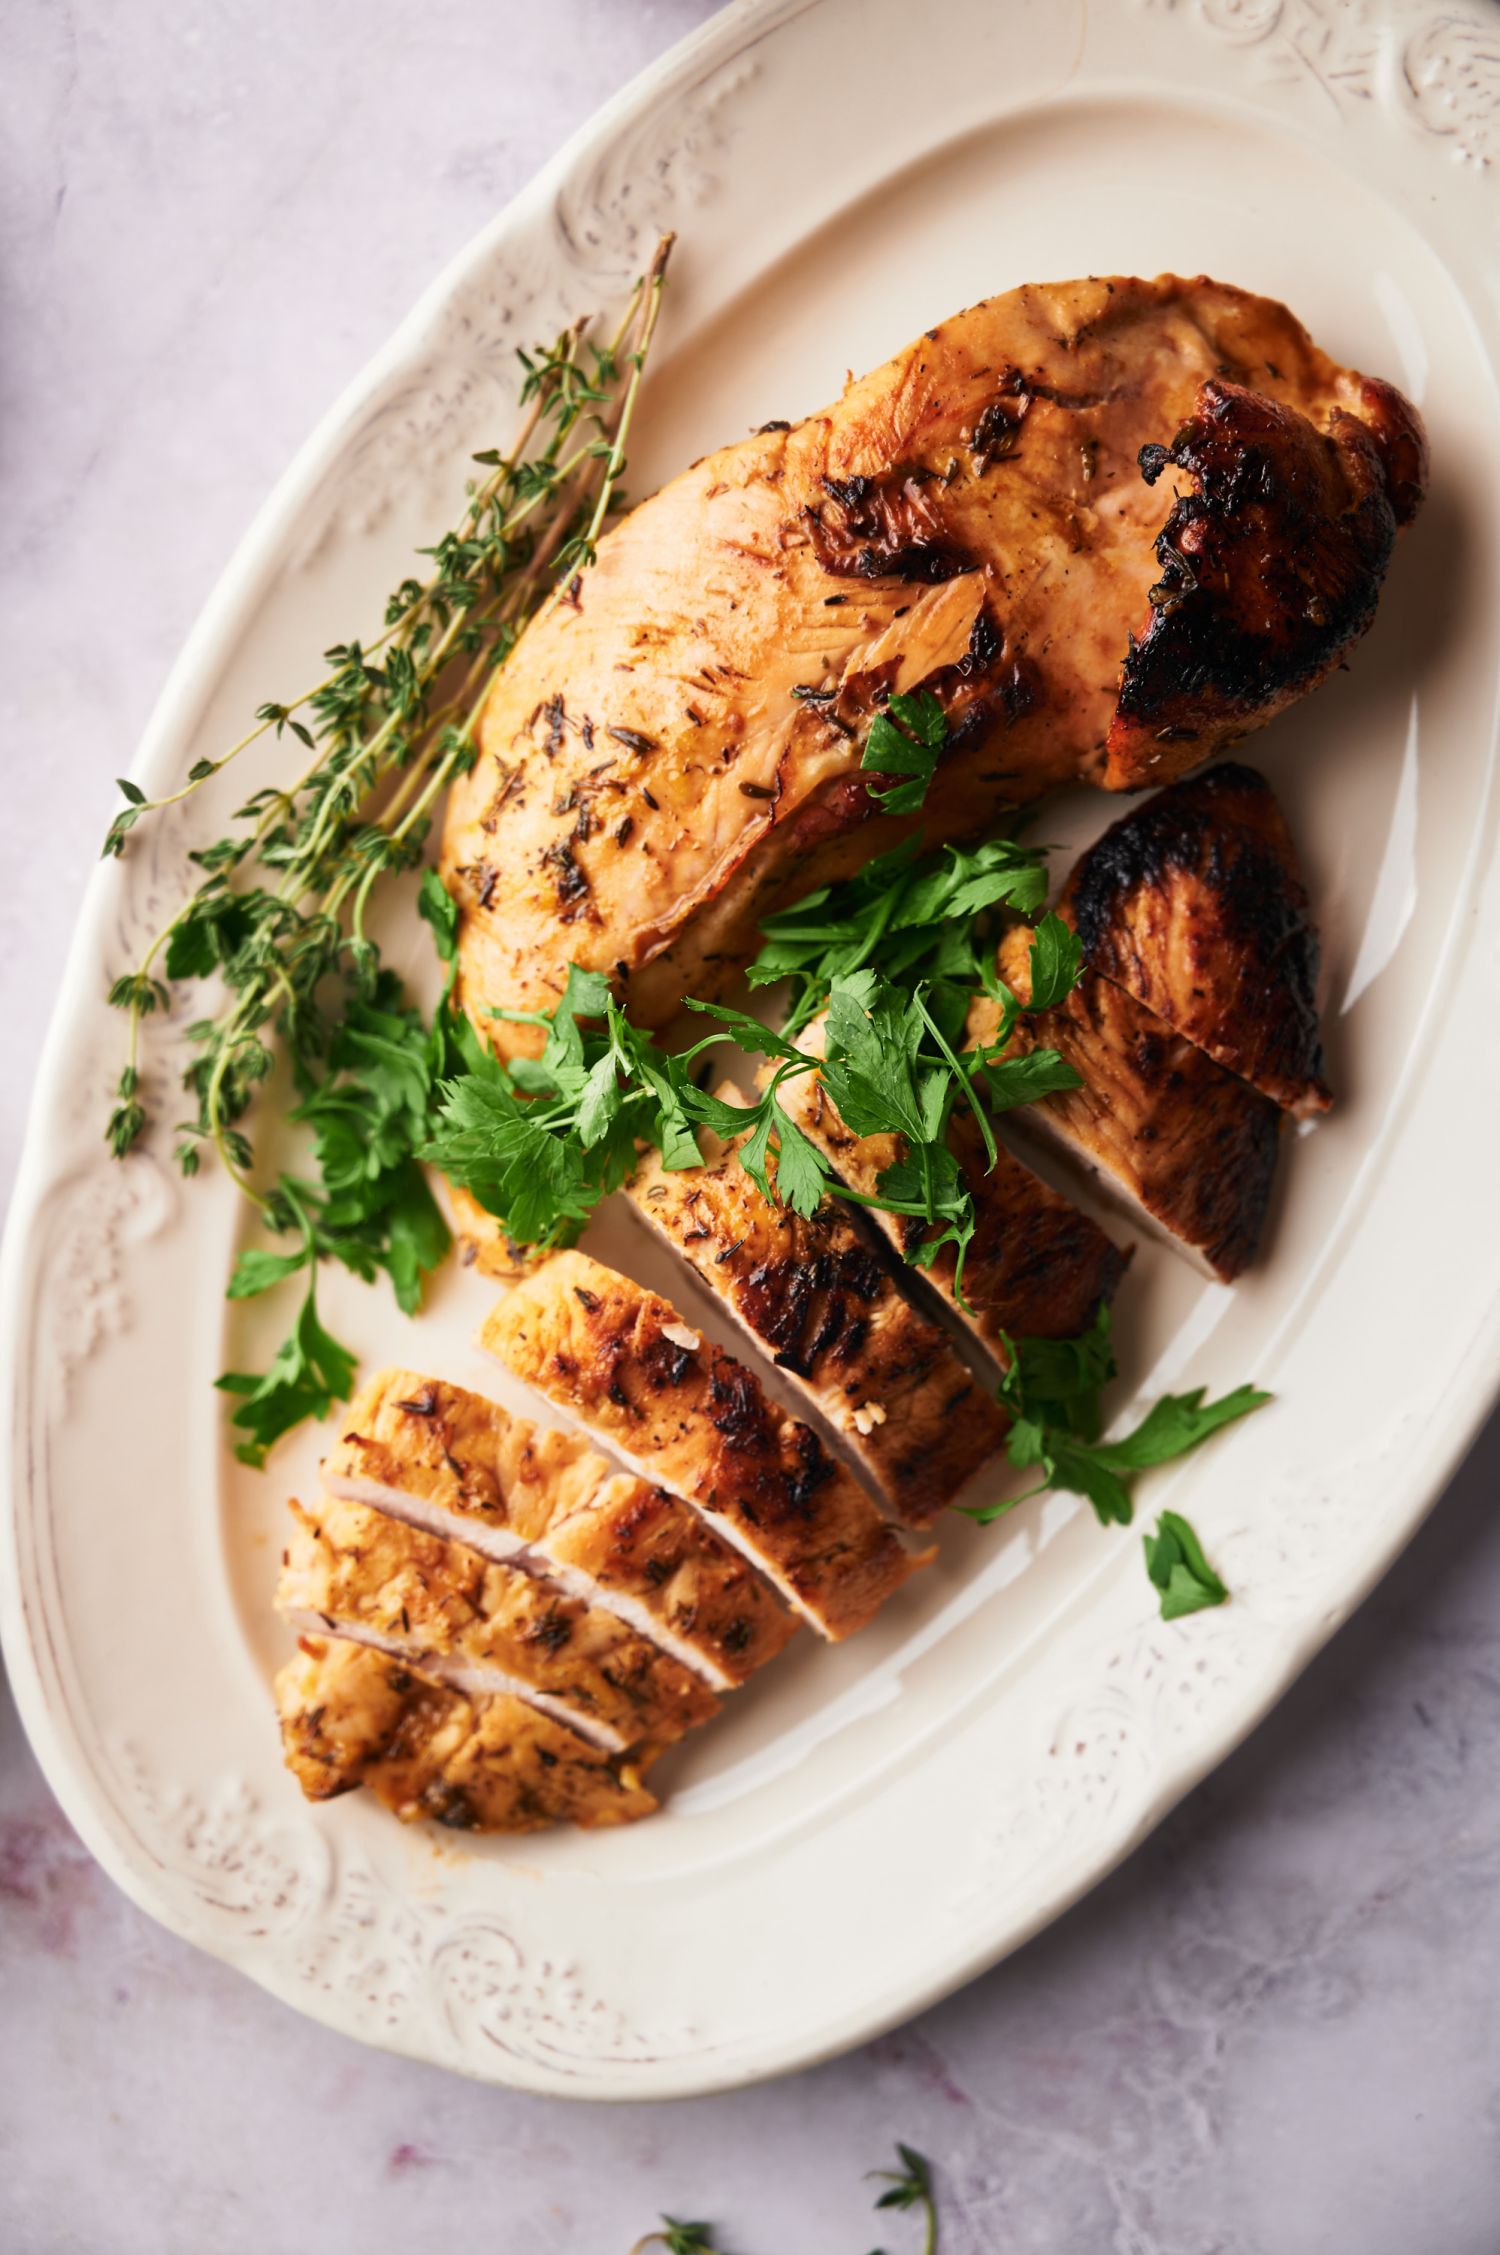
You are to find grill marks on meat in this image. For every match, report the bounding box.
[277,1493,717,1754]
[772,1017,1126,1365]
[1062,762,1330,1115]
[277,1637,658,1832]
[481,1250,930,1639]
[442,274,1423,1062]
[1109,380,1427,788]
[625,1122,1007,1526]
[978,928,1280,1282]
[323,1368,795,1691]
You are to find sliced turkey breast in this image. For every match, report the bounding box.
[324,1367,604,1553]
[276,1636,658,1832]
[973,928,1280,1281]
[442,274,1423,1060]
[771,1016,1126,1365]
[323,1368,794,1690]
[481,1250,930,1639]
[277,1493,717,1755]
[1060,761,1330,1115]
[625,1115,1007,1524]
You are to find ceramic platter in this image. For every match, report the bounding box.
[5,0,1500,2100]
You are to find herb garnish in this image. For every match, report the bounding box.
[1144,1510,1230,1619]
[628,2141,939,2255]
[960,1306,1267,1604]
[104,247,673,1458]
[861,688,950,815]
[871,2143,940,2255]
[421,920,1082,1305]
[747,832,1049,1037]
[630,2222,729,2255]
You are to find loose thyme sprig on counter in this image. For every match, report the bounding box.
[628,2140,940,2255]
[103,242,673,1461]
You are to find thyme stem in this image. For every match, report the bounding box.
[104,240,674,1198]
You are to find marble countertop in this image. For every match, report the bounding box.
[5,4,1500,2248]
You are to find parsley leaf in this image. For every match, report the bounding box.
[861,689,949,816]
[1105,1384,1271,1470]
[1144,1510,1230,1619]
[973,1047,1083,1111]
[765,1103,827,1216]
[962,1309,1268,1572]
[822,976,946,1146]
[216,1268,358,1468]
[417,867,460,963]
[1024,910,1084,1008]
[748,832,1045,1037]
[215,956,459,1463]
[381,1160,452,1314]
[423,1074,599,1247]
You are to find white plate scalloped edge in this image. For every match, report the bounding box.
[6,0,1500,2099]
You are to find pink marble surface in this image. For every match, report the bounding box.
[5,4,1500,2249]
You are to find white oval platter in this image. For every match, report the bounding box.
[5,0,1500,2100]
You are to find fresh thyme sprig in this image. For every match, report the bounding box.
[871,2143,940,2255]
[105,236,672,1192]
[102,245,674,1461]
[628,2142,941,2255]
[630,2222,731,2255]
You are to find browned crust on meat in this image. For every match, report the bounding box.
[445,275,1422,1060]
[627,1136,1008,1525]
[324,1369,794,1687]
[982,929,1280,1281]
[276,1636,658,1832]
[542,1473,797,1686]
[1062,762,1330,1115]
[324,1367,609,1541]
[278,1495,717,1749]
[775,1020,1126,1360]
[1106,381,1421,787]
[481,1251,929,1639]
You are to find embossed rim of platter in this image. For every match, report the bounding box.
[6,0,1500,2099]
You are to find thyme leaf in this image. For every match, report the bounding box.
[629,2222,729,2255]
[100,246,675,1461]
[870,2143,940,2255]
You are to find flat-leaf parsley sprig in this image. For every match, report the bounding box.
[421,911,1083,1303]
[747,830,1051,1038]
[960,1305,1265,1614]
